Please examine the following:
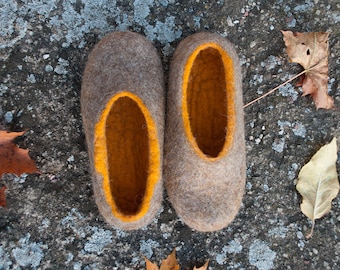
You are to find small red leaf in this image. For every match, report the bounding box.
[0,130,39,176]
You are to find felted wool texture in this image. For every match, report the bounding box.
[164,32,246,232]
[81,31,165,230]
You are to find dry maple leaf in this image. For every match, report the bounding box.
[145,258,161,270]
[0,186,8,207]
[145,249,180,270]
[281,30,333,109]
[296,137,339,238]
[0,130,39,176]
[159,249,180,270]
[145,249,209,270]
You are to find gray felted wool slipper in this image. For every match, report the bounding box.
[164,32,246,232]
[81,32,164,230]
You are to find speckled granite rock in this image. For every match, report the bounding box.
[0,0,339,269]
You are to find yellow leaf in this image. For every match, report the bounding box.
[159,249,180,270]
[281,31,333,109]
[193,260,209,270]
[296,137,339,238]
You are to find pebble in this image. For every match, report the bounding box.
[45,65,53,72]
[4,111,13,123]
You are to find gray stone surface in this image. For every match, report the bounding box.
[0,0,339,269]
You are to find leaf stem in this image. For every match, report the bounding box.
[306,220,315,239]
[243,70,307,108]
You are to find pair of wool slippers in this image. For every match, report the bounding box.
[81,31,246,232]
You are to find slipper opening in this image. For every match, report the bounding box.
[94,92,160,222]
[182,43,236,160]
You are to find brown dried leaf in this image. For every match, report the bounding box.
[144,249,209,270]
[145,257,160,270]
[281,30,333,109]
[160,249,180,270]
[0,130,39,176]
[0,186,7,207]
[145,249,180,270]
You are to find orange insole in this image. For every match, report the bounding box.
[187,47,228,158]
[105,96,149,215]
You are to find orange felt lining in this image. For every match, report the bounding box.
[94,92,160,222]
[182,43,236,161]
